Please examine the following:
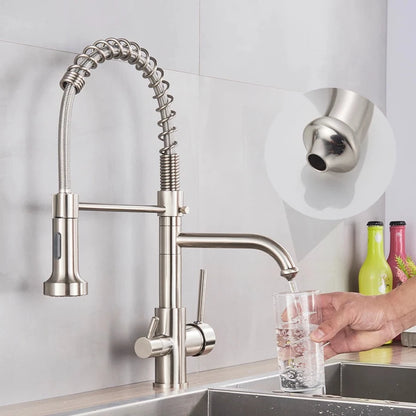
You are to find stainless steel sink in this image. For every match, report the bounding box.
[229,362,416,403]
[54,388,416,416]
[208,388,416,415]
[326,362,416,403]
[53,363,416,415]
[54,390,209,416]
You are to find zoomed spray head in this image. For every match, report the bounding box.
[303,89,374,173]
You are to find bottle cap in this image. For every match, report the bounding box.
[367,221,383,226]
[390,221,406,226]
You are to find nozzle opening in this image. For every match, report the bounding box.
[281,267,299,281]
[307,154,327,172]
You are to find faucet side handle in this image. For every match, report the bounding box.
[135,316,173,359]
[196,269,207,323]
[147,316,159,339]
[186,269,216,357]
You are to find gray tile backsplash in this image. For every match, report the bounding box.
[0,0,388,406]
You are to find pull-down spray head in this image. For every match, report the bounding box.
[303,89,374,173]
[44,193,87,296]
[43,38,179,297]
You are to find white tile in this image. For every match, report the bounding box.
[194,76,296,369]
[200,0,387,107]
[0,0,199,73]
[386,0,416,256]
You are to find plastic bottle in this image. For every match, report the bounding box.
[359,221,392,296]
[387,221,408,289]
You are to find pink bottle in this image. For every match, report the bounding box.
[387,221,408,289]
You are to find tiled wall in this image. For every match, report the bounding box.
[0,0,386,406]
[386,0,416,256]
[200,0,386,105]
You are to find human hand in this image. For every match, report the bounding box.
[310,291,401,359]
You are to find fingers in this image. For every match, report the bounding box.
[316,292,353,310]
[310,304,352,343]
[315,292,340,309]
[323,343,337,360]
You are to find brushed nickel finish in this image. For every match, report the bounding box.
[153,307,188,388]
[177,233,298,280]
[135,317,173,359]
[303,88,374,173]
[44,192,87,297]
[185,270,216,357]
[44,37,298,389]
[79,203,166,214]
[43,217,87,297]
[197,269,207,324]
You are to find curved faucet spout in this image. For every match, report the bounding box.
[177,233,298,280]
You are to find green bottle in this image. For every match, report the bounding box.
[359,221,393,296]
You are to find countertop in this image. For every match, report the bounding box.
[2,344,415,416]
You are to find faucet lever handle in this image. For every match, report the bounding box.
[186,268,215,356]
[196,269,207,323]
[135,316,172,359]
[147,316,160,339]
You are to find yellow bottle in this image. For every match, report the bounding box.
[359,221,393,344]
[359,221,392,296]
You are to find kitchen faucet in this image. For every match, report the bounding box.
[43,38,298,389]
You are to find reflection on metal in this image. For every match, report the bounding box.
[45,363,416,415]
[303,89,374,173]
[43,38,298,390]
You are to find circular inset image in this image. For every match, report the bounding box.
[265,88,396,220]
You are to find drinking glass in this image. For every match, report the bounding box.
[273,290,325,394]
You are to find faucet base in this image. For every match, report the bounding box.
[153,382,189,391]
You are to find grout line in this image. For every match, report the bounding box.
[0,38,77,55]
[172,70,303,94]
[199,0,201,76]
[0,37,300,94]
[164,65,301,93]
[384,0,389,116]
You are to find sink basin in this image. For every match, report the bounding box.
[326,362,416,403]
[51,363,416,415]
[208,388,416,416]
[229,362,416,404]
[54,387,416,416]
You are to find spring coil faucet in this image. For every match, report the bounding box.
[44,37,298,389]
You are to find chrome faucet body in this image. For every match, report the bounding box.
[303,89,374,173]
[44,38,298,389]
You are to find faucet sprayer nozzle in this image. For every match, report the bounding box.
[43,193,87,297]
[43,217,87,297]
[303,89,374,173]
